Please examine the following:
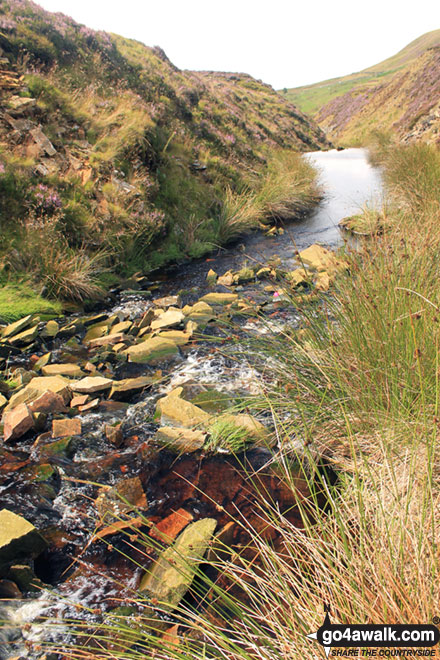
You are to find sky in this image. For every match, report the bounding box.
[35,0,440,89]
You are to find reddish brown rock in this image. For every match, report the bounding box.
[150,508,193,544]
[52,418,82,438]
[28,391,67,415]
[3,404,35,441]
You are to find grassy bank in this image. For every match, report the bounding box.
[0,149,320,321]
[47,141,440,659]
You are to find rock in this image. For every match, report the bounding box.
[287,268,309,288]
[3,404,34,441]
[156,388,210,428]
[4,376,71,413]
[78,398,100,412]
[70,394,89,408]
[297,244,347,275]
[314,270,331,291]
[87,332,127,348]
[123,337,178,364]
[112,321,132,335]
[150,309,185,331]
[255,266,273,279]
[40,320,59,338]
[0,509,47,569]
[206,269,217,286]
[30,126,57,156]
[217,271,234,287]
[150,508,193,544]
[0,393,7,411]
[52,418,82,438]
[28,391,67,415]
[109,376,152,400]
[190,390,233,413]
[84,324,108,342]
[41,363,84,378]
[153,295,181,308]
[156,330,191,346]
[33,352,51,371]
[200,293,238,306]
[1,315,33,339]
[38,435,72,459]
[8,96,36,113]
[8,324,39,346]
[71,376,113,394]
[0,579,22,598]
[184,301,215,324]
[139,518,217,609]
[233,266,254,284]
[155,426,206,452]
[95,477,147,521]
[8,565,46,593]
[206,521,236,562]
[105,422,123,445]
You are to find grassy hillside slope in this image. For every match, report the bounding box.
[283,30,440,144]
[0,0,329,310]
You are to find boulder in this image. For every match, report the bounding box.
[155,426,206,452]
[41,363,84,378]
[3,404,34,441]
[71,376,113,394]
[4,376,72,413]
[109,376,152,400]
[123,337,178,364]
[150,309,185,331]
[139,518,217,610]
[0,509,47,569]
[156,388,210,428]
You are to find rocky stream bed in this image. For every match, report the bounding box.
[0,149,383,658]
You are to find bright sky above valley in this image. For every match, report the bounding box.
[36,0,439,89]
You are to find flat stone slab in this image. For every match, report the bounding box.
[52,417,82,438]
[1,315,33,340]
[3,403,34,441]
[156,388,210,428]
[109,376,152,400]
[71,376,113,394]
[155,426,206,452]
[41,363,84,378]
[123,337,178,364]
[150,309,185,331]
[200,293,238,305]
[139,518,217,610]
[0,509,47,568]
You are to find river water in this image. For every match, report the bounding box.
[0,148,382,657]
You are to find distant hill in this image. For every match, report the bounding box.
[0,0,329,293]
[283,30,440,144]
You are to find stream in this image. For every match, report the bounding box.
[0,148,382,658]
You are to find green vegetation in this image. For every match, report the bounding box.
[0,0,327,307]
[0,281,61,322]
[284,29,440,115]
[47,141,440,659]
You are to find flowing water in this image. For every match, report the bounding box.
[0,148,382,657]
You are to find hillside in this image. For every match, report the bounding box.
[0,0,329,310]
[283,30,440,144]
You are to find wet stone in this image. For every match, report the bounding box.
[41,363,84,378]
[123,337,179,364]
[139,518,217,610]
[3,404,34,441]
[109,376,152,400]
[0,509,48,569]
[1,315,33,340]
[71,376,113,394]
[155,426,206,452]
